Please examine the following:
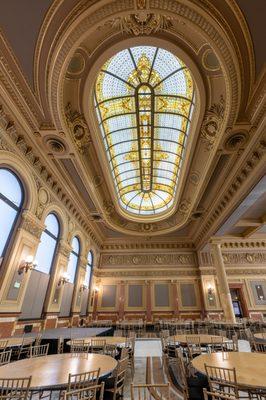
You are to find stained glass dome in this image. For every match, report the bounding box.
[94,46,194,216]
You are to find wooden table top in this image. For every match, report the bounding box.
[169,334,230,344]
[192,352,266,389]
[0,337,35,347]
[0,353,117,390]
[66,336,125,346]
[254,332,266,341]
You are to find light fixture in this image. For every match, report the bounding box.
[93,286,100,294]
[80,282,88,292]
[18,255,37,275]
[207,285,215,301]
[58,272,70,287]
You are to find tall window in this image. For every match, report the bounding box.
[85,250,93,288]
[0,168,23,258]
[67,236,80,283]
[35,213,60,274]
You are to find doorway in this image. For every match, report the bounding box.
[229,284,249,318]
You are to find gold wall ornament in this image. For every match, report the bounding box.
[111,12,172,36]
[65,102,91,153]
[103,200,115,216]
[201,95,225,150]
[179,199,191,214]
[20,211,45,239]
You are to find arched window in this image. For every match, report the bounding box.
[0,168,24,258]
[67,236,80,284]
[85,250,93,287]
[34,213,60,274]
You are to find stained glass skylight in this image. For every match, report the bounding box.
[94,46,194,216]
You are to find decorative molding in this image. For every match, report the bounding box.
[222,241,266,249]
[101,252,196,267]
[222,252,266,265]
[101,242,194,251]
[227,269,266,276]
[201,96,225,150]
[109,11,172,36]
[20,211,45,239]
[65,102,92,154]
[94,269,199,278]
[57,240,72,258]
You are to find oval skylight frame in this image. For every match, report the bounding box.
[94,46,195,216]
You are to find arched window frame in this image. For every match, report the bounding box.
[67,236,80,284]
[34,213,60,275]
[0,168,24,260]
[85,250,93,289]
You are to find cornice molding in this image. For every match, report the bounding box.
[101,242,194,251]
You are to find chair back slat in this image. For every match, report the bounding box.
[64,382,104,400]
[67,368,100,391]
[0,377,32,400]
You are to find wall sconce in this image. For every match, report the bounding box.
[58,272,70,287]
[18,255,37,275]
[207,285,215,301]
[93,286,100,295]
[80,282,88,292]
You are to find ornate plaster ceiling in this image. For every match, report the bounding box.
[0,0,265,246]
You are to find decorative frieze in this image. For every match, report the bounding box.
[223,252,266,265]
[95,269,199,278]
[101,252,196,267]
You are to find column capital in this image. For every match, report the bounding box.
[210,237,223,246]
[19,210,45,239]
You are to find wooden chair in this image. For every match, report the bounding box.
[187,337,202,360]
[34,333,42,346]
[67,368,100,391]
[203,388,237,400]
[30,343,49,358]
[0,349,12,366]
[120,347,129,360]
[90,339,106,354]
[104,344,117,358]
[253,342,266,353]
[70,340,89,353]
[160,330,170,339]
[105,357,128,399]
[204,364,238,398]
[130,383,170,400]
[113,330,123,337]
[0,377,32,400]
[17,337,34,359]
[125,337,135,377]
[57,337,64,354]
[64,382,105,400]
[0,340,8,352]
[208,337,224,353]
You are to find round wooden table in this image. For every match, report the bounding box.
[66,336,125,346]
[254,333,266,342]
[0,353,117,390]
[192,352,266,390]
[0,337,35,347]
[169,334,230,345]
